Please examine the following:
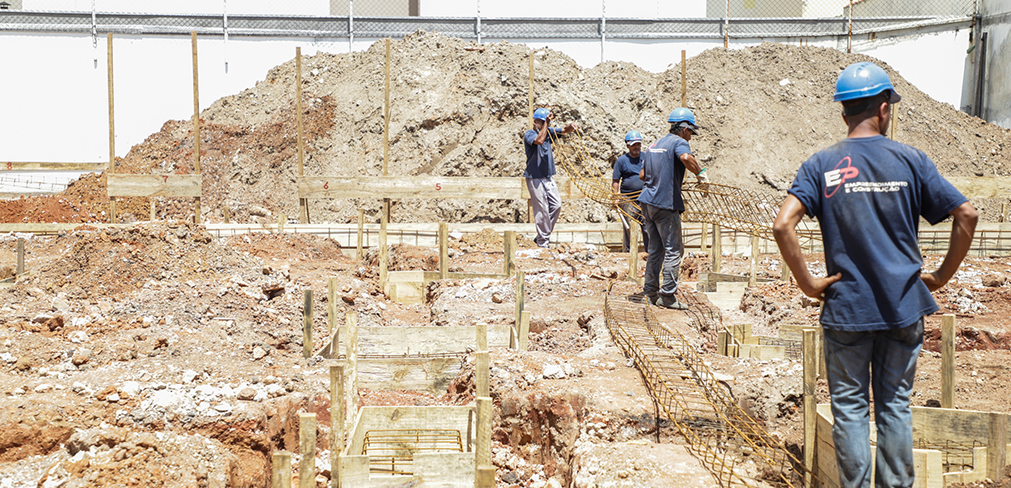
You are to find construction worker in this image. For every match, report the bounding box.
[523,107,578,248]
[637,108,709,309]
[773,62,977,488]
[612,130,650,253]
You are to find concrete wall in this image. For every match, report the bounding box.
[0,26,982,162]
[982,0,1011,127]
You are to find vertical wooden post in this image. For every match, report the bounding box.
[346,311,358,429]
[514,270,524,347]
[327,278,338,338]
[379,201,389,285]
[475,397,492,474]
[803,328,817,488]
[223,205,230,224]
[476,466,496,488]
[987,413,1008,481]
[16,238,24,276]
[628,219,640,284]
[477,321,488,352]
[150,198,156,221]
[439,223,449,279]
[383,38,391,175]
[749,234,759,287]
[107,33,117,223]
[330,363,344,488]
[296,47,308,224]
[272,452,292,488]
[518,311,531,351]
[700,222,708,256]
[303,289,313,358]
[476,351,490,398]
[191,32,202,224]
[503,230,516,277]
[781,259,791,282]
[528,53,534,129]
[680,50,687,107]
[278,213,286,234]
[941,314,955,409]
[299,413,317,488]
[717,329,728,356]
[356,209,364,260]
[713,225,722,273]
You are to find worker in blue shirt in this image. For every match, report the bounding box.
[611,130,649,253]
[774,62,977,488]
[637,108,709,309]
[523,107,578,248]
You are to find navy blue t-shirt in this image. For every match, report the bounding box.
[523,128,561,179]
[638,133,691,212]
[612,153,644,194]
[789,135,967,331]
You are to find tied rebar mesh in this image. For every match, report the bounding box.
[362,429,464,475]
[605,282,811,487]
[550,129,817,243]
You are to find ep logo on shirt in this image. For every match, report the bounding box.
[824,157,860,198]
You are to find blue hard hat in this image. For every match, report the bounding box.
[668,107,696,125]
[533,108,550,121]
[833,62,902,103]
[624,130,642,145]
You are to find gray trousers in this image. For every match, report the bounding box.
[526,177,561,247]
[642,203,683,296]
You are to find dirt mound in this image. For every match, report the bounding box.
[5,33,1010,226]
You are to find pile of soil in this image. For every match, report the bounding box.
[3,32,1009,225]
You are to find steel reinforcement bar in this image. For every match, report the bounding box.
[605,283,810,487]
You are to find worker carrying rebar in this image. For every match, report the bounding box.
[636,108,709,309]
[773,62,978,488]
[611,130,650,253]
[524,107,578,249]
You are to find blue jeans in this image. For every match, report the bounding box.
[824,318,923,488]
[642,204,682,296]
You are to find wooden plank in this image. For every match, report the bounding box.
[107,174,202,197]
[298,413,317,488]
[989,413,1008,481]
[803,329,816,488]
[913,449,943,488]
[911,406,994,443]
[0,162,106,171]
[941,314,955,409]
[298,176,589,200]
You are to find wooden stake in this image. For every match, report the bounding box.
[191,32,202,224]
[272,452,292,488]
[700,222,708,256]
[439,222,449,279]
[149,199,156,221]
[514,270,525,347]
[475,397,492,470]
[713,225,722,273]
[16,238,24,276]
[503,230,516,277]
[987,413,1008,481]
[299,413,317,488]
[296,47,308,224]
[346,311,358,427]
[628,219,641,284]
[278,213,286,234]
[803,328,817,488]
[356,209,364,260]
[328,278,338,338]
[518,311,531,351]
[476,466,496,488]
[780,259,791,282]
[330,363,344,488]
[681,50,687,107]
[717,330,728,356]
[941,314,955,409]
[749,234,759,287]
[107,33,117,223]
[383,39,391,176]
[528,53,534,130]
[223,205,230,224]
[379,201,389,285]
[476,351,490,398]
[477,321,488,352]
[303,289,313,358]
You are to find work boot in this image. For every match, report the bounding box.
[628,291,657,304]
[657,294,689,310]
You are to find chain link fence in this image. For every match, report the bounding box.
[0,0,977,40]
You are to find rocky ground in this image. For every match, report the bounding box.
[0,224,1009,487]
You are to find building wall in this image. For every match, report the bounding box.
[982,0,1011,127]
